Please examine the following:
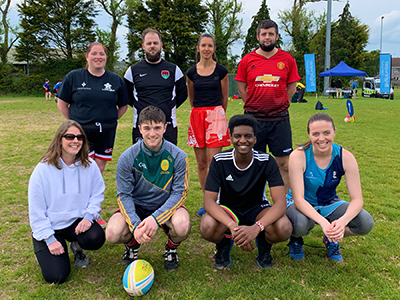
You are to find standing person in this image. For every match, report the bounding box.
[28,120,106,284]
[43,79,51,101]
[286,113,374,262]
[329,79,336,98]
[200,114,292,269]
[124,28,187,145]
[57,42,129,175]
[186,33,230,216]
[53,79,62,103]
[352,79,358,99]
[336,78,343,99]
[106,106,191,271]
[235,19,301,193]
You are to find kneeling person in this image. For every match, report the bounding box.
[106,106,191,271]
[199,114,292,269]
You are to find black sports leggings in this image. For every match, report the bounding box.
[32,218,105,284]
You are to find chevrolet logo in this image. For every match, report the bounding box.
[255,74,280,83]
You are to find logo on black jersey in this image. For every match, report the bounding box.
[102,83,115,92]
[82,82,86,87]
[77,81,91,90]
[161,70,170,79]
[225,174,234,181]
[140,73,147,77]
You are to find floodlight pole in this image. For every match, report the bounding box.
[380,16,384,53]
[324,0,332,93]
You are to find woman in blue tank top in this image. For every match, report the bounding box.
[286,113,373,262]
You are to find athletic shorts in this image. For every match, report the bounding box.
[220,201,271,227]
[187,106,230,148]
[114,205,187,235]
[81,120,117,161]
[132,124,177,145]
[253,119,292,157]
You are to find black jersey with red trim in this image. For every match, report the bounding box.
[124,59,187,128]
[205,148,284,211]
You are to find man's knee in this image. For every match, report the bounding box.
[266,215,292,243]
[170,210,191,238]
[105,213,129,244]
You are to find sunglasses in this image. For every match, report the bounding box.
[62,134,85,141]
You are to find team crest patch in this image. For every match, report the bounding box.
[161,159,169,171]
[161,70,170,79]
[277,62,285,70]
[104,148,113,154]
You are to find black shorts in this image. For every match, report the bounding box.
[81,120,118,161]
[132,124,177,145]
[221,201,272,226]
[253,119,292,157]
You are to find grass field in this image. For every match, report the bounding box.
[1,91,399,299]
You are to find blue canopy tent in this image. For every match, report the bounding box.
[319,61,367,77]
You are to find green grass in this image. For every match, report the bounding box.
[1,91,399,299]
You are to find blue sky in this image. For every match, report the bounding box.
[7,0,400,59]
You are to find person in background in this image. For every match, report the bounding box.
[28,120,105,284]
[335,78,342,99]
[235,19,301,193]
[186,33,230,216]
[124,28,187,145]
[43,79,51,101]
[286,113,374,262]
[352,79,358,99]
[53,79,62,103]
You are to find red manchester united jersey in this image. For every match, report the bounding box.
[235,49,301,118]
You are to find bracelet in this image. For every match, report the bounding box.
[255,221,264,232]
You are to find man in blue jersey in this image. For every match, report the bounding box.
[124,28,188,145]
[106,106,191,271]
[199,114,292,269]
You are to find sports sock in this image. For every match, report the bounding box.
[167,237,180,249]
[126,237,138,247]
[256,232,271,253]
[216,236,231,250]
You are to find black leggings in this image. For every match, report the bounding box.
[32,218,105,284]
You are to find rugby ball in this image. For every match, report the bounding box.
[123,260,154,296]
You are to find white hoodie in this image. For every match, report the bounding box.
[28,158,105,246]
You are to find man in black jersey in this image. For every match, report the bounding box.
[199,114,292,269]
[124,28,187,145]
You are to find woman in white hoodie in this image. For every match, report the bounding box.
[28,120,105,284]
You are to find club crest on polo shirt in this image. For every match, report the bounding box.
[78,81,91,90]
[161,70,170,79]
[102,82,115,92]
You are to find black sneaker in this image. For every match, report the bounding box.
[164,244,179,271]
[122,243,140,266]
[214,238,234,269]
[70,243,89,268]
[255,234,273,269]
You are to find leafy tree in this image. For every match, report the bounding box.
[205,0,244,67]
[16,0,98,64]
[0,0,19,64]
[330,2,368,70]
[95,0,129,71]
[95,27,121,70]
[362,50,379,77]
[126,0,208,72]
[242,0,271,56]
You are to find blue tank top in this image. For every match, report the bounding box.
[302,143,344,206]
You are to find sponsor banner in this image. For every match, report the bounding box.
[304,54,316,92]
[379,53,391,94]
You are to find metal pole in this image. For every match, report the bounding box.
[380,16,384,53]
[324,0,332,93]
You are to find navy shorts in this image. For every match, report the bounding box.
[132,124,177,145]
[253,119,292,157]
[81,120,117,161]
[222,201,272,226]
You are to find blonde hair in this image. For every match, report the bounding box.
[40,120,90,169]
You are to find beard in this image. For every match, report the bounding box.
[145,50,161,62]
[259,41,276,52]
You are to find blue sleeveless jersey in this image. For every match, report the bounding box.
[287,143,344,207]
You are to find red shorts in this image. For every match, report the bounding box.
[187,106,230,148]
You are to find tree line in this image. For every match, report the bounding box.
[0,0,379,95]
